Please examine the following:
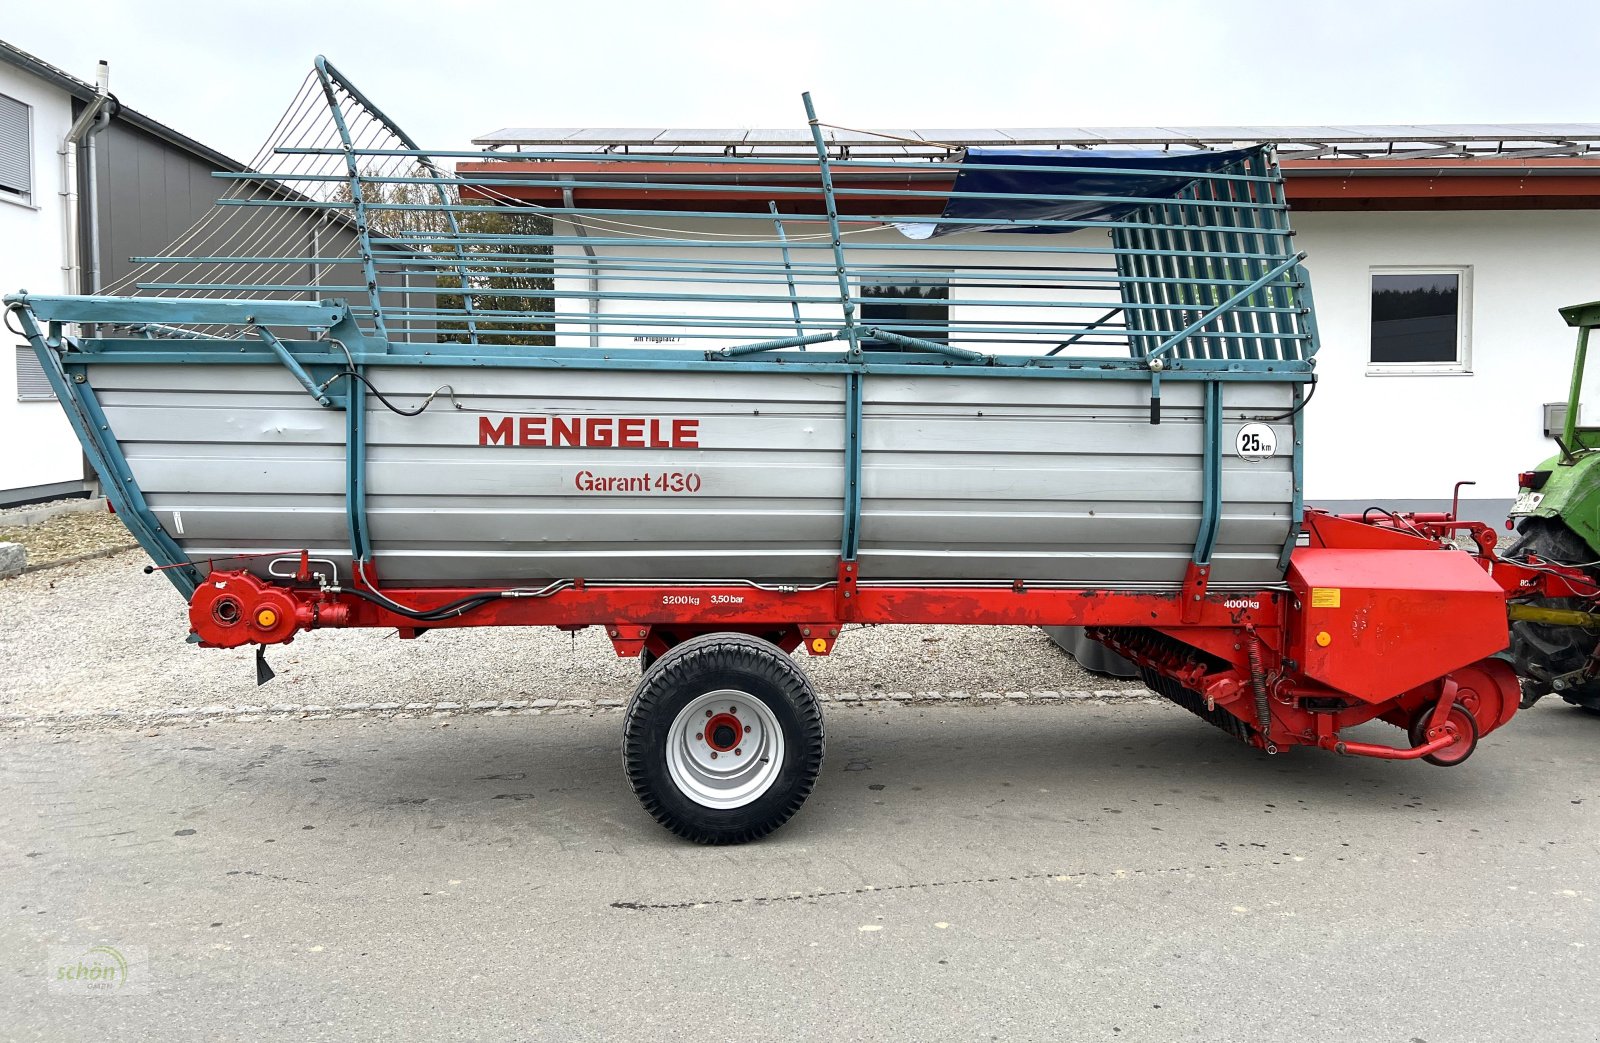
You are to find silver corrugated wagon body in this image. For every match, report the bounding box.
[94,364,1294,588]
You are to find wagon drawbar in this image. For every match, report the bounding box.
[6,58,1573,842]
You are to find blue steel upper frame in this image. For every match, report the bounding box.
[4,60,1317,598]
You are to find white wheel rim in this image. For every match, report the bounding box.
[665,689,785,809]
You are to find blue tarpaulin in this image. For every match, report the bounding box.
[897,145,1266,238]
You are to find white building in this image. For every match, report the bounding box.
[0,39,239,506]
[0,44,89,504]
[466,125,1600,522]
[1294,206,1599,517]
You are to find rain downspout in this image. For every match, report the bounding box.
[59,60,114,298]
[561,184,600,348]
[85,102,113,296]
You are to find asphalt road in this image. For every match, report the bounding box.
[2,701,1597,1042]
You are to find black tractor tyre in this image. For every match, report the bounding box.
[622,632,825,844]
[1505,517,1600,710]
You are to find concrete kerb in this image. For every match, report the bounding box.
[18,543,139,575]
[0,496,107,528]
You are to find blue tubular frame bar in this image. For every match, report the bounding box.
[17,294,351,330]
[49,337,1316,378]
[862,327,994,364]
[805,93,869,562]
[254,326,334,406]
[841,371,863,562]
[713,331,844,358]
[802,92,860,357]
[1193,381,1224,569]
[308,59,384,575]
[5,302,199,596]
[315,57,479,347]
[769,201,805,338]
[312,58,390,345]
[345,375,371,571]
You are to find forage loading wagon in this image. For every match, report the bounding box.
[8,58,1568,843]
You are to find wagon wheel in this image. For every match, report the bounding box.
[1407,704,1479,767]
[622,632,825,843]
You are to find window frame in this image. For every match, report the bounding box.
[0,90,34,209]
[1366,265,1473,376]
[856,267,953,347]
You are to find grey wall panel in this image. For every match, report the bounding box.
[86,117,366,308]
[88,361,1300,588]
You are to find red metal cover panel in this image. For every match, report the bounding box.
[1287,548,1509,701]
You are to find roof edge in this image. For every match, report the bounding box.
[0,37,246,173]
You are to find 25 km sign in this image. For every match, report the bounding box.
[1235,423,1277,462]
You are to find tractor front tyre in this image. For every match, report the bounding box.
[1506,518,1600,711]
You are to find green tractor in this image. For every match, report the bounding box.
[1508,299,1600,711]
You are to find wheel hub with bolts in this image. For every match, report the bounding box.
[701,710,744,754]
[666,689,784,809]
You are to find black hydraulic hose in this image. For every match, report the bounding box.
[323,370,454,417]
[336,584,504,622]
[1250,377,1316,422]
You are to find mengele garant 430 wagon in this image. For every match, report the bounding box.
[7,59,1581,842]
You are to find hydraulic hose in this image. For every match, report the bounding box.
[336,585,506,622]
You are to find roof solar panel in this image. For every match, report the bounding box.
[470,124,1600,159]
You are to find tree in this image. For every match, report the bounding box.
[329,167,554,345]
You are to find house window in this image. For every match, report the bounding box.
[16,347,55,401]
[0,92,32,205]
[1369,267,1471,374]
[859,270,950,346]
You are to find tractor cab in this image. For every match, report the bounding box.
[1555,300,1600,457]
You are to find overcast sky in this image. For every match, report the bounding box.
[5,0,1597,162]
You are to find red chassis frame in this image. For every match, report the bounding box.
[184,510,1583,765]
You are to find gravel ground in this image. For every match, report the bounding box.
[0,549,1142,723]
[0,502,136,569]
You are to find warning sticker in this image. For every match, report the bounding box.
[1310,587,1341,609]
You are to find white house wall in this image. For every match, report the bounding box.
[1294,209,1600,516]
[0,64,80,500]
